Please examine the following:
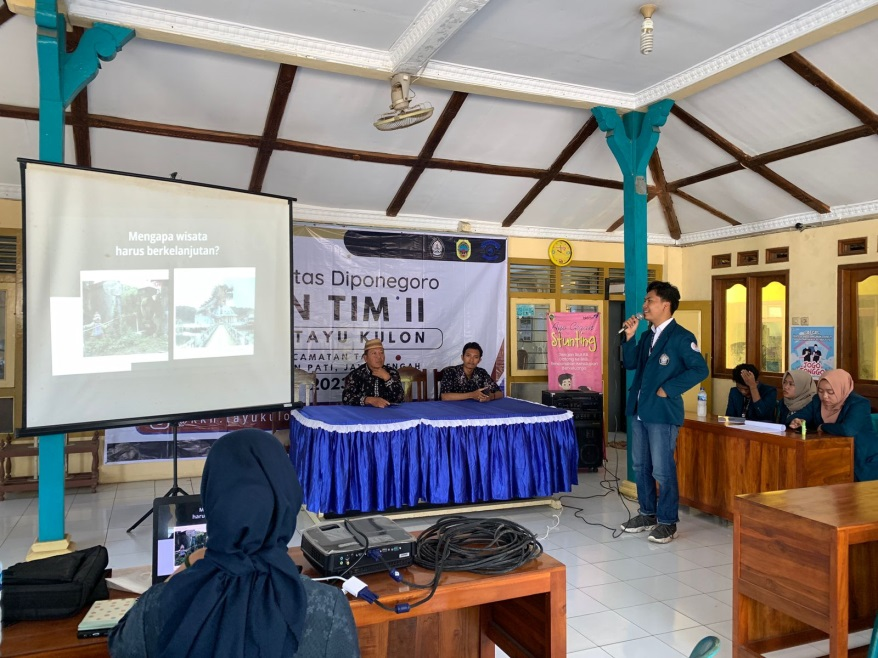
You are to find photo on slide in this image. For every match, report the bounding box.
[173,267,256,360]
[81,272,169,358]
[172,525,207,567]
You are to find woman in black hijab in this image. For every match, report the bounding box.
[109,429,360,658]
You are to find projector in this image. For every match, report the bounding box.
[300,516,415,577]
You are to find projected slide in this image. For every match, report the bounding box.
[22,161,292,434]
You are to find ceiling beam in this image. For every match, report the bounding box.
[554,173,622,189]
[67,27,92,168]
[387,91,467,217]
[648,149,681,240]
[70,88,91,167]
[780,52,878,130]
[0,103,38,120]
[88,113,261,147]
[667,124,873,190]
[671,104,830,214]
[0,4,16,27]
[672,189,740,226]
[502,116,599,228]
[752,125,874,165]
[390,0,490,74]
[249,64,297,193]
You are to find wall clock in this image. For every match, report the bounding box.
[548,238,573,266]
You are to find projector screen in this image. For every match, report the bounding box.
[21,161,292,435]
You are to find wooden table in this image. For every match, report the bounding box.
[734,481,878,658]
[677,413,854,520]
[2,547,567,658]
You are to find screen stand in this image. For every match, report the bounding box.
[126,422,189,533]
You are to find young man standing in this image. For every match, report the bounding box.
[620,281,708,544]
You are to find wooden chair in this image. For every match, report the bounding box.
[398,367,427,402]
[293,367,317,405]
[433,367,447,400]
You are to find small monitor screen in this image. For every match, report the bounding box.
[152,494,207,584]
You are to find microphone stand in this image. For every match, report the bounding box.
[127,421,189,533]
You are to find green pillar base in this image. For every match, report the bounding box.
[26,533,75,561]
[618,479,638,502]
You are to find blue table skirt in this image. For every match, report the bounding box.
[291,398,579,514]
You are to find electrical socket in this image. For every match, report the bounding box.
[800,316,809,326]
[791,317,801,325]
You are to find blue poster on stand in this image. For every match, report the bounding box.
[789,326,835,378]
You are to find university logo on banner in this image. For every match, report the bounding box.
[546,312,603,393]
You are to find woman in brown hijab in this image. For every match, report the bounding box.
[776,369,816,425]
[788,369,878,481]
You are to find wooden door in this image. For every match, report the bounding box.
[676,301,712,413]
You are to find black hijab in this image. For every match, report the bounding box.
[157,429,306,658]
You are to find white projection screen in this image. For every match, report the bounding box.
[21,161,293,435]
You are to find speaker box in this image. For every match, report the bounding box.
[542,390,604,471]
[574,420,603,471]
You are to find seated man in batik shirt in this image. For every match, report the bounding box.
[439,342,503,402]
[342,339,405,408]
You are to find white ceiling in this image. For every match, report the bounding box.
[0,0,876,244]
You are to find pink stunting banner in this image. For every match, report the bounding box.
[547,312,603,393]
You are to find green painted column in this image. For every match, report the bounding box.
[34,0,133,546]
[592,99,673,491]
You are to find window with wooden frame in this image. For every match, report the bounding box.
[838,263,878,409]
[712,271,789,383]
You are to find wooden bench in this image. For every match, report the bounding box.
[0,432,100,501]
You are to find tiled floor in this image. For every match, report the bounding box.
[0,469,873,658]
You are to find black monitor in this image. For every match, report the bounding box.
[151,494,207,584]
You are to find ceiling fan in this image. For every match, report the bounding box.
[373,73,434,131]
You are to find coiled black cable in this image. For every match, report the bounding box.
[414,515,543,575]
[346,514,543,614]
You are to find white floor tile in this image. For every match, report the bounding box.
[582,582,657,609]
[544,528,599,547]
[602,636,687,657]
[708,563,733,579]
[635,552,702,574]
[568,543,628,563]
[568,610,651,646]
[627,574,701,601]
[568,649,613,658]
[593,557,663,581]
[567,589,610,617]
[664,594,733,625]
[707,589,732,607]
[568,624,597,651]
[613,601,700,634]
[546,547,590,567]
[671,568,732,593]
[566,564,622,588]
[674,546,732,568]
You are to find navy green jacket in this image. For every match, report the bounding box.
[787,392,878,482]
[622,318,708,426]
[725,382,778,421]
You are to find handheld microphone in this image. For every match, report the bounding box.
[618,313,644,334]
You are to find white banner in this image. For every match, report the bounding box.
[293,227,507,402]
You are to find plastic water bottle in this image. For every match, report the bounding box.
[697,387,708,417]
